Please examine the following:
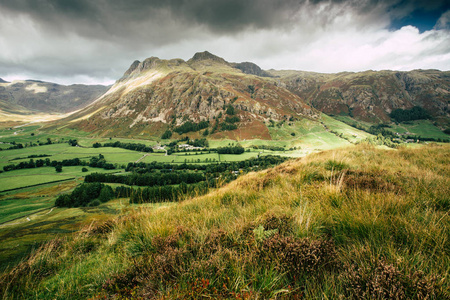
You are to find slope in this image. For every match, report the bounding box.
[1,144,448,299]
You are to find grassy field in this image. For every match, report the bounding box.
[0,166,121,192]
[0,144,448,299]
[333,115,449,141]
[389,120,449,139]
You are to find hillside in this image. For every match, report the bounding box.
[0,80,109,114]
[50,52,317,139]
[1,144,448,299]
[272,69,450,126]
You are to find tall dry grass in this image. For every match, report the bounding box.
[1,144,449,299]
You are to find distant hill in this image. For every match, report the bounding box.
[0,78,7,83]
[272,69,450,126]
[0,80,109,114]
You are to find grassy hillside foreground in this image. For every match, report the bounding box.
[1,144,449,299]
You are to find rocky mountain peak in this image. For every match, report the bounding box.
[0,78,8,83]
[231,62,273,77]
[123,60,141,77]
[188,51,229,66]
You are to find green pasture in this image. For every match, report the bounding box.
[320,114,372,142]
[389,120,449,139]
[0,197,174,271]
[0,166,120,192]
[0,143,144,169]
[0,196,55,224]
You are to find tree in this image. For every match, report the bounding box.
[98,185,114,202]
[55,165,62,173]
[82,167,88,172]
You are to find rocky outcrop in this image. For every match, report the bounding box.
[231,62,273,77]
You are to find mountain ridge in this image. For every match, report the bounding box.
[52,51,317,139]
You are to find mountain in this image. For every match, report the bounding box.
[272,69,450,126]
[47,52,449,138]
[0,80,109,114]
[55,51,317,139]
[0,78,7,83]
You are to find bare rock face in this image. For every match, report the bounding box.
[231,62,273,77]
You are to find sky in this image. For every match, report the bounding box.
[0,0,449,85]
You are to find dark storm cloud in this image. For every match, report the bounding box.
[2,0,448,39]
[0,0,413,35]
[0,0,449,84]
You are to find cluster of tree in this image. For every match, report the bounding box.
[187,138,209,148]
[5,143,24,150]
[161,130,172,139]
[81,155,289,204]
[217,145,245,154]
[174,121,209,134]
[357,134,400,148]
[10,154,50,161]
[85,171,205,187]
[55,182,114,207]
[390,106,431,123]
[251,145,285,151]
[125,161,207,173]
[220,123,238,131]
[3,158,82,172]
[68,139,78,146]
[404,135,449,143]
[225,116,240,123]
[367,124,396,138]
[130,182,209,204]
[89,154,115,169]
[124,155,288,175]
[93,141,153,153]
[3,155,115,172]
[225,104,236,115]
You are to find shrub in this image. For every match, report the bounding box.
[342,261,441,300]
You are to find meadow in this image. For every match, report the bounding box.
[0,117,449,299]
[0,143,448,299]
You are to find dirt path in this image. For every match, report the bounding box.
[135,153,149,163]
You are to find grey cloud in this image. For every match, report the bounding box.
[0,0,400,37]
[0,0,449,84]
